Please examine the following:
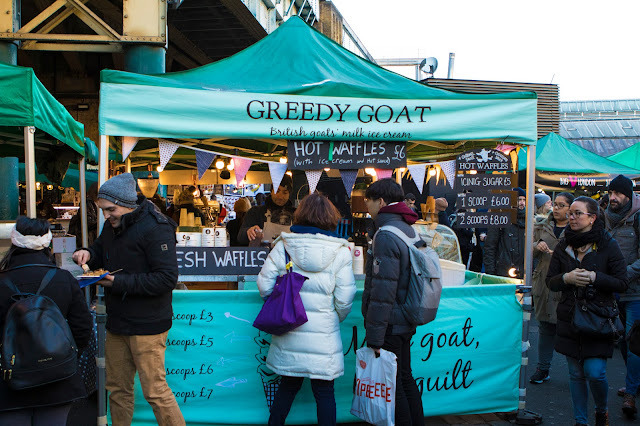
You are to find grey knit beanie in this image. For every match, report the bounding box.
[98,173,138,209]
[534,193,551,209]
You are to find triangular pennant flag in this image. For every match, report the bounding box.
[268,162,288,191]
[233,157,252,186]
[122,137,138,161]
[158,140,179,170]
[435,165,441,184]
[339,169,358,198]
[375,169,393,179]
[195,150,216,180]
[440,160,456,189]
[407,164,427,194]
[305,170,323,194]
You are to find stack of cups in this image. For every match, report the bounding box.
[201,228,216,247]
[352,246,365,275]
[214,227,228,247]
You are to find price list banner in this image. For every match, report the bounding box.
[126,287,522,425]
[287,140,406,170]
[454,149,516,229]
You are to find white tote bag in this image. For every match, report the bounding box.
[350,347,397,426]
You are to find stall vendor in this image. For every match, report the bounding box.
[237,175,295,246]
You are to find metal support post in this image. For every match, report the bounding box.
[78,156,91,306]
[0,42,17,65]
[96,285,107,426]
[98,135,109,233]
[24,127,36,218]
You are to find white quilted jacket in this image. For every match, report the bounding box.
[257,232,356,380]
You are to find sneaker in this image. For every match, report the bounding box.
[529,368,550,384]
[623,393,637,419]
[619,386,626,397]
[595,411,609,426]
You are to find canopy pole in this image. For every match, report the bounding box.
[524,145,536,284]
[125,157,132,173]
[98,135,109,234]
[78,156,91,306]
[24,127,36,218]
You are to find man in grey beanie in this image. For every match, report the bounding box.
[603,174,640,418]
[73,173,185,425]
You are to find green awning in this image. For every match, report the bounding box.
[518,132,640,174]
[99,16,537,156]
[608,143,640,170]
[0,62,86,157]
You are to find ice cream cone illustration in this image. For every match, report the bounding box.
[255,332,281,409]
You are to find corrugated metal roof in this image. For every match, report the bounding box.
[565,138,639,157]
[560,120,640,139]
[561,99,640,113]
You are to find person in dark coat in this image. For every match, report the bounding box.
[484,187,526,278]
[72,173,185,426]
[227,197,252,246]
[362,178,423,426]
[0,217,92,426]
[546,196,628,426]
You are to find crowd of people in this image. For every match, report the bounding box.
[2,171,640,426]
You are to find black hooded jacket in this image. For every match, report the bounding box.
[236,195,295,246]
[86,197,179,335]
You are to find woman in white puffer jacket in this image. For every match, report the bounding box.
[257,193,356,426]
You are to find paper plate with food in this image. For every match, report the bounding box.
[77,266,117,288]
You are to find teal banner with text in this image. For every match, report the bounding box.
[128,285,522,425]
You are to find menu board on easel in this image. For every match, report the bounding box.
[454,149,517,228]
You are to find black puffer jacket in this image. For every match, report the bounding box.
[0,250,92,411]
[362,209,418,348]
[546,231,628,359]
[484,210,525,277]
[86,197,178,335]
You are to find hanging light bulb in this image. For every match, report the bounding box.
[279,157,287,164]
[36,182,41,189]
[428,168,437,176]
[215,159,225,170]
[323,168,330,172]
[286,171,293,177]
[156,165,163,172]
[227,159,234,171]
[46,184,53,191]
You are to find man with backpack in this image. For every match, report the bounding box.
[362,178,425,426]
[603,175,640,418]
[73,173,185,426]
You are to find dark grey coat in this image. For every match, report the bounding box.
[0,250,93,411]
[362,212,417,348]
[236,196,295,246]
[484,212,525,277]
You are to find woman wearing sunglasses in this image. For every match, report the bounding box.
[530,192,574,385]
[546,196,628,426]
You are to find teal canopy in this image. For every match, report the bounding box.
[518,132,640,174]
[0,62,90,159]
[99,17,537,164]
[608,143,640,170]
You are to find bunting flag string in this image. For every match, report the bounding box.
[268,162,288,191]
[339,169,358,198]
[407,164,426,194]
[195,150,216,180]
[158,140,179,170]
[121,137,138,161]
[375,169,393,179]
[439,160,456,189]
[233,157,252,186]
[305,170,323,194]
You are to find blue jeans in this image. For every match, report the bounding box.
[566,356,608,424]
[622,301,640,395]
[268,376,335,425]
[537,321,556,371]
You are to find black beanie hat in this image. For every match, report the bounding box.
[609,174,634,200]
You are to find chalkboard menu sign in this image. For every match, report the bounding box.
[454,148,516,229]
[456,148,512,172]
[177,247,269,275]
[287,140,406,170]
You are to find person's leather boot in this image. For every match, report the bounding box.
[595,411,609,426]
[623,393,637,419]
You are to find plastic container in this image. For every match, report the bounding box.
[202,228,216,247]
[352,246,365,275]
[185,232,202,247]
[439,259,466,287]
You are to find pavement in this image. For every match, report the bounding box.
[66,319,633,425]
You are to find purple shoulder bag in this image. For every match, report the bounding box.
[253,250,308,335]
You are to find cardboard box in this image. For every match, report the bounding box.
[55,252,84,277]
[52,236,76,253]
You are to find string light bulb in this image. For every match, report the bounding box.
[156,165,163,172]
[428,168,437,176]
[227,159,234,171]
[279,157,287,164]
[215,159,225,170]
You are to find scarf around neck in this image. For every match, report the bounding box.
[564,217,604,250]
[11,228,52,250]
[606,199,632,228]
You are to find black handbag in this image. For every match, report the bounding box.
[572,292,624,340]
